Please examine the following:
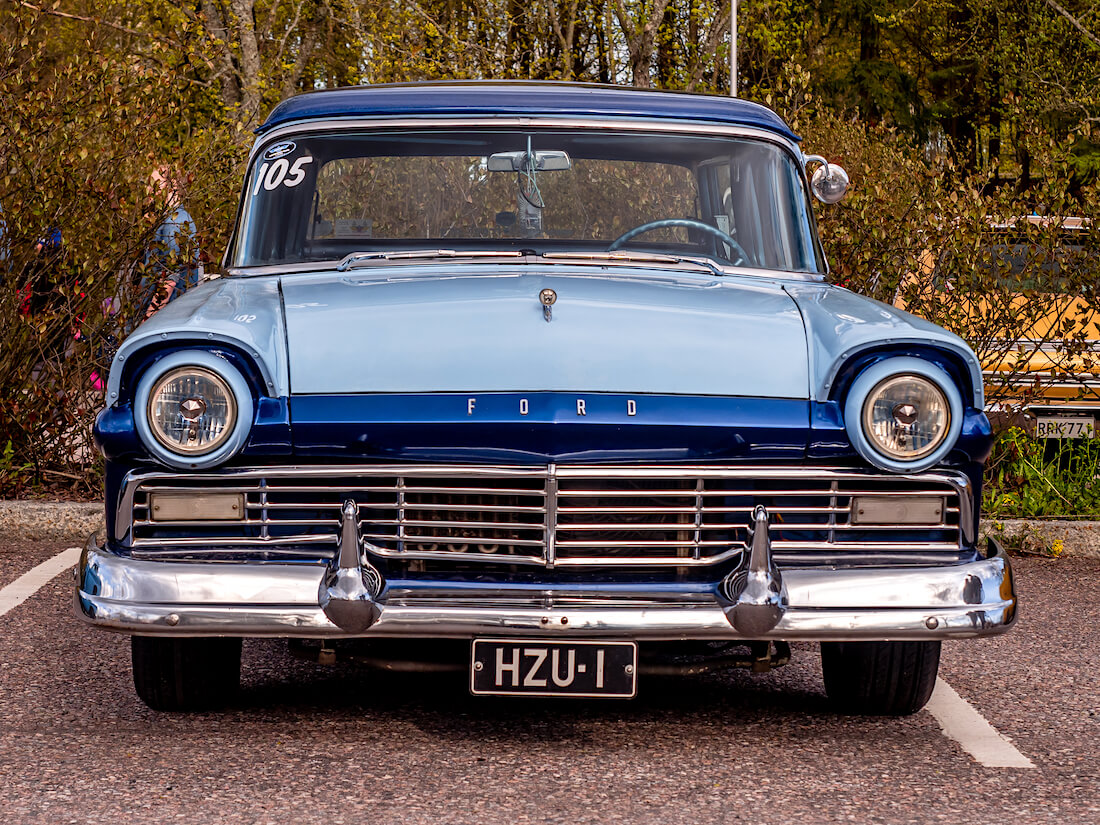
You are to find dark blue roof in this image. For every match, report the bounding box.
[257,82,799,141]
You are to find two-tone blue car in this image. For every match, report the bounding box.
[79,82,1016,714]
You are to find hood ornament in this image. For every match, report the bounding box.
[539,288,557,322]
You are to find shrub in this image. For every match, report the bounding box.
[983,428,1100,519]
[0,6,243,496]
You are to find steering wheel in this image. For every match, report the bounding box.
[607,218,748,266]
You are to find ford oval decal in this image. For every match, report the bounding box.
[263,141,296,160]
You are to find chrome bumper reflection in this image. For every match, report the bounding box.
[76,536,1017,641]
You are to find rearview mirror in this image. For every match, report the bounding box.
[487,150,572,173]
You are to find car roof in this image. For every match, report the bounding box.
[256,81,800,142]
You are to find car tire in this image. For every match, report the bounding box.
[131,636,242,711]
[820,640,940,716]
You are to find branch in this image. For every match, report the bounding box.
[10,0,186,50]
[1041,0,1100,51]
[686,7,732,91]
[274,0,310,69]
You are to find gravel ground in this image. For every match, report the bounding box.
[0,546,1097,825]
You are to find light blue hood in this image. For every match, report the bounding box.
[106,264,983,408]
[280,266,811,398]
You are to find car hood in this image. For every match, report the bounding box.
[279,265,811,398]
[105,265,983,410]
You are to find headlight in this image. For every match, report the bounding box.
[861,374,950,460]
[134,350,254,469]
[843,356,964,473]
[147,367,237,455]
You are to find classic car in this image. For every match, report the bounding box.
[78,82,1016,715]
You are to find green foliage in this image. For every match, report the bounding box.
[786,75,1100,411]
[984,428,1100,518]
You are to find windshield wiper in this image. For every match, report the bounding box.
[541,250,725,276]
[337,249,523,271]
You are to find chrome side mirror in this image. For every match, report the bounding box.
[804,155,850,204]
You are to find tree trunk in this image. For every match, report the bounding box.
[611,0,673,88]
[229,0,262,124]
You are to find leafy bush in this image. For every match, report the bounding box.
[793,103,1100,414]
[983,428,1100,518]
[0,7,244,497]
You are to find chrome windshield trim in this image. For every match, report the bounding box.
[541,251,725,277]
[249,117,803,164]
[227,258,823,283]
[337,249,525,270]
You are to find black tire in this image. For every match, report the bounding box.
[132,636,242,712]
[820,640,940,716]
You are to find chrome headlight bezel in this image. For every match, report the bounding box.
[134,350,254,470]
[844,357,964,473]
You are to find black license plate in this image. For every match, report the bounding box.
[470,639,637,698]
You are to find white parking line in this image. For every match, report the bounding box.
[927,677,1036,768]
[0,547,82,618]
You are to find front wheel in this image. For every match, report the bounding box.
[820,640,940,716]
[132,636,242,712]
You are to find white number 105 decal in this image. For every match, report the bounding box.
[252,156,314,196]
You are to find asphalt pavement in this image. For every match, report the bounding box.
[0,540,1097,824]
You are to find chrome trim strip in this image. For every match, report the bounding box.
[545,463,558,568]
[76,539,1017,641]
[1026,404,1100,413]
[988,375,1100,390]
[250,117,803,166]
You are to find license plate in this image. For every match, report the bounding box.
[1035,416,1096,439]
[470,639,637,698]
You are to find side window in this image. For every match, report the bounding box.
[701,146,809,271]
[708,161,739,262]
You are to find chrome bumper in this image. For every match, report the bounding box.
[76,537,1017,641]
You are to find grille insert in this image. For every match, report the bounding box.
[123,465,969,566]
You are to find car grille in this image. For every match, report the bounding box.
[121,465,970,567]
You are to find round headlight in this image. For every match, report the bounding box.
[844,357,965,472]
[862,374,951,460]
[147,366,237,455]
[134,350,254,469]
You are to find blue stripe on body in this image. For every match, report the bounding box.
[288,392,811,464]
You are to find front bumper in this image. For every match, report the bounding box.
[76,537,1017,641]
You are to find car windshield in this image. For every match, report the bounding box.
[231,128,822,273]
